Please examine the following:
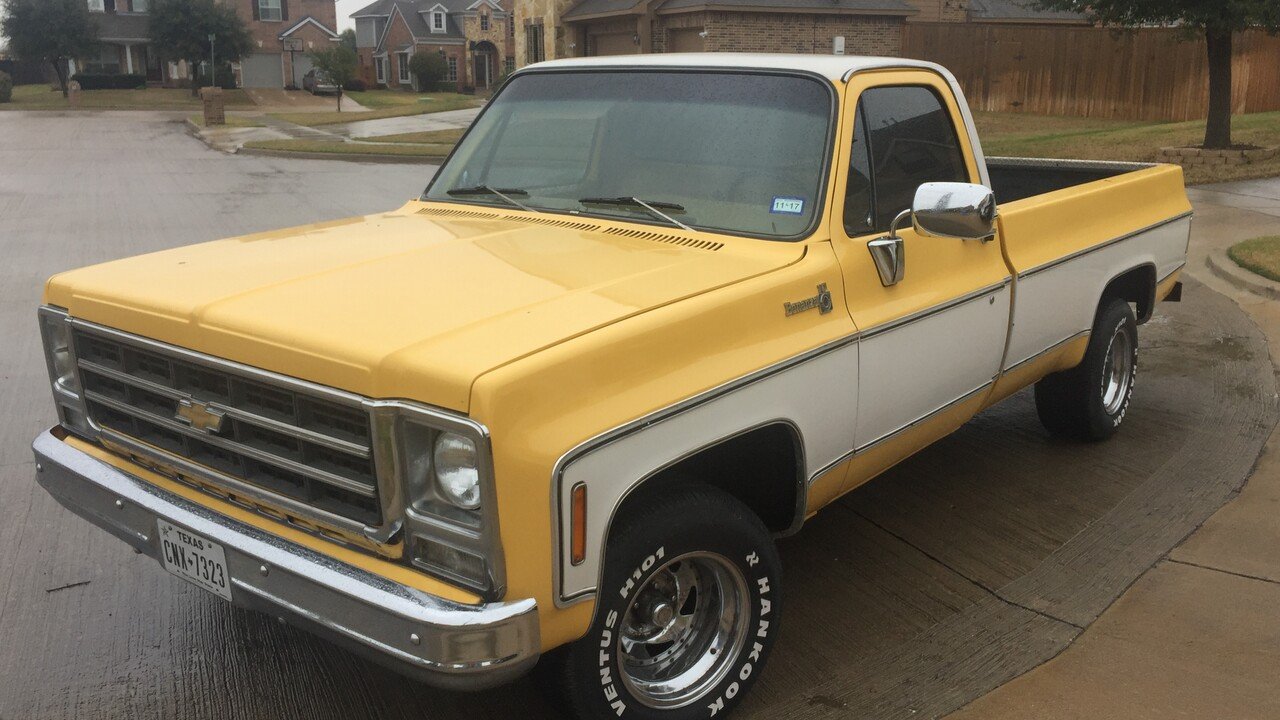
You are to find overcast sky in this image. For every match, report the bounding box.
[335,0,362,32]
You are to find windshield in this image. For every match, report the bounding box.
[423,70,834,240]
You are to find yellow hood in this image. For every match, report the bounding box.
[45,203,805,412]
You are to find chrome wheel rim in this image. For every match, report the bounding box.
[1101,323,1133,415]
[617,552,751,709]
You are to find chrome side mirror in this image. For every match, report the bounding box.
[911,182,997,241]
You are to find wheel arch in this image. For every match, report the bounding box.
[1100,263,1157,324]
[553,418,810,609]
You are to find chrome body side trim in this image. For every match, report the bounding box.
[859,279,1011,341]
[1002,330,1091,375]
[1158,261,1186,285]
[32,429,538,690]
[1018,211,1194,280]
[853,381,993,455]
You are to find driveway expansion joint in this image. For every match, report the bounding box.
[1165,558,1280,587]
[849,507,1086,632]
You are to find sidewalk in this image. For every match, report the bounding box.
[947,178,1280,720]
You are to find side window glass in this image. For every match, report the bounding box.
[843,103,874,236]
[860,86,969,231]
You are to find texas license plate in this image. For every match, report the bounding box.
[158,519,232,601]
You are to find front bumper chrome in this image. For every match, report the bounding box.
[31,428,540,690]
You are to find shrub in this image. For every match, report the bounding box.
[408,51,447,89]
[71,73,147,90]
[0,71,11,103]
[70,73,146,89]
[195,62,237,90]
[342,78,367,92]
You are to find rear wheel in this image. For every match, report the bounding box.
[1035,298,1138,441]
[551,484,781,720]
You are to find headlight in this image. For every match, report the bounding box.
[433,432,481,510]
[375,402,503,597]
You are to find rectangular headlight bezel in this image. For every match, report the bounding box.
[37,306,94,439]
[367,400,506,598]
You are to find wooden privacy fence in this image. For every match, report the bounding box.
[901,24,1280,121]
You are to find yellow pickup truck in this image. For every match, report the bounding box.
[33,54,1190,718]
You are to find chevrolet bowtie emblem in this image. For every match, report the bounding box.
[175,398,226,434]
[784,283,834,317]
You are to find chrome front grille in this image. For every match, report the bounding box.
[71,326,383,527]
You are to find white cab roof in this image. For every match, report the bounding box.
[522,53,951,83]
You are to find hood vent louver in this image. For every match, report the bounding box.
[415,206,722,251]
[603,227,724,252]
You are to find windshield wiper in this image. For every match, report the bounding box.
[446,185,535,212]
[579,196,692,231]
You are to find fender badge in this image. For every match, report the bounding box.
[784,283,834,317]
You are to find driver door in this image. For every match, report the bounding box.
[832,71,1013,490]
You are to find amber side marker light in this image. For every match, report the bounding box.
[570,482,587,566]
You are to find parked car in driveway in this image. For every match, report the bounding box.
[303,68,338,95]
[31,54,1190,719]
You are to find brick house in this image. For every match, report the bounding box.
[73,0,181,84]
[352,0,516,92]
[514,0,915,66]
[903,0,1087,24]
[69,0,340,88]
[233,0,342,87]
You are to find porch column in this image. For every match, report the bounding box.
[123,44,135,74]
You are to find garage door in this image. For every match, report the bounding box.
[291,54,315,87]
[240,52,283,87]
[590,33,637,56]
[667,28,705,52]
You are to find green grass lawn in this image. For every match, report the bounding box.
[242,138,452,158]
[355,128,465,144]
[1228,236,1280,283]
[1,84,253,110]
[976,110,1280,184]
[268,91,482,126]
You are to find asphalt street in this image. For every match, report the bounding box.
[0,112,1275,720]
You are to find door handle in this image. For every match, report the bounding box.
[868,237,905,287]
[867,208,910,287]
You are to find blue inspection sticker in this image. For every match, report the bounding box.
[770,197,806,215]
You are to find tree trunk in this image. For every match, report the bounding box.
[337,88,343,112]
[1204,28,1234,150]
[52,59,68,98]
[190,59,200,98]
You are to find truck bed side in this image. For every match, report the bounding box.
[993,160,1192,377]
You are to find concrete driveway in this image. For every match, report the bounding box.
[0,113,1275,720]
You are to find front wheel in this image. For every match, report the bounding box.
[552,484,781,720]
[1035,297,1139,441]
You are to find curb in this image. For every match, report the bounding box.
[1206,250,1280,301]
[235,146,444,164]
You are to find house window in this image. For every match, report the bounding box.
[258,0,282,22]
[480,12,489,31]
[509,18,515,38]
[432,11,444,31]
[375,56,386,83]
[132,0,148,12]
[87,0,104,12]
[447,57,457,82]
[504,57,514,74]
[81,45,122,74]
[398,52,411,83]
[525,24,544,64]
